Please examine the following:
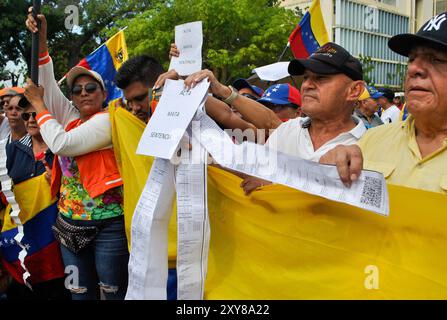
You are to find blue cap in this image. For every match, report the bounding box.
[367,86,384,99]
[232,78,264,97]
[257,84,301,107]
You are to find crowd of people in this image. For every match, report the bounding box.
[0,7,446,300]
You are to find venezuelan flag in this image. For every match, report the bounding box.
[77,30,128,103]
[0,174,65,284]
[289,0,329,58]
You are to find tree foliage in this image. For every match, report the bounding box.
[0,0,156,84]
[1,0,300,85]
[113,0,299,84]
[358,54,375,86]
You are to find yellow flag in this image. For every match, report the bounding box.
[106,30,129,71]
[109,103,177,267]
[110,104,447,299]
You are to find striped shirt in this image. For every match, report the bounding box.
[8,134,32,148]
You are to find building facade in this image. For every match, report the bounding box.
[282,0,445,87]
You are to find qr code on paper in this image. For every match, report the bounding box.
[360,176,382,209]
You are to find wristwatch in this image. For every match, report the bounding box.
[222,86,238,105]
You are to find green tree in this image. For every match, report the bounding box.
[0,0,157,84]
[386,63,406,91]
[358,54,375,86]
[114,0,299,84]
[0,0,31,85]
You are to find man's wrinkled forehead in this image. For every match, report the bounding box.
[303,69,351,83]
[408,44,447,58]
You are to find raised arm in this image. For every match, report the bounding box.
[24,79,111,157]
[154,68,256,132]
[204,96,256,131]
[184,69,282,130]
[26,8,79,128]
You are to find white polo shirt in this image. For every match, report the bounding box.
[380,105,401,124]
[265,116,367,162]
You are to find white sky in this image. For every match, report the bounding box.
[1,60,26,88]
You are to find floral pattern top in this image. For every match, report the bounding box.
[58,156,124,221]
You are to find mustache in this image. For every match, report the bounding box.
[302,90,318,99]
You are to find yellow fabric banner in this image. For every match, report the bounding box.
[110,103,447,299]
[109,103,177,266]
[206,167,447,299]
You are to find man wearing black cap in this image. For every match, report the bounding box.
[181,43,366,194]
[264,42,366,161]
[320,13,447,194]
[239,43,367,194]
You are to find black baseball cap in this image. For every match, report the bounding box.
[18,95,30,108]
[288,42,363,81]
[378,88,394,102]
[389,12,447,57]
[232,78,264,97]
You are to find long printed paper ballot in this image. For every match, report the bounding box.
[169,21,203,76]
[136,79,210,159]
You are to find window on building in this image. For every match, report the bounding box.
[436,0,447,14]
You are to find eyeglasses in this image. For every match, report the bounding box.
[21,112,37,121]
[71,82,100,96]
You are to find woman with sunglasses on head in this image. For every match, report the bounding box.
[1,95,68,300]
[25,11,128,301]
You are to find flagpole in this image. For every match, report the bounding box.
[277,41,299,89]
[57,26,129,85]
[89,26,129,56]
[277,42,290,62]
[31,0,41,85]
[264,41,291,87]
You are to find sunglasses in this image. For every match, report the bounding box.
[21,112,37,121]
[71,82,100,96]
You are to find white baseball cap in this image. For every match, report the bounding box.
[67,66,105,91]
